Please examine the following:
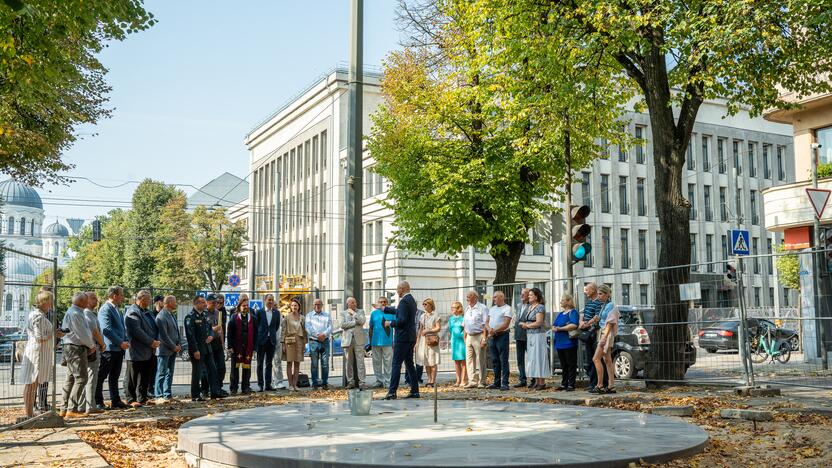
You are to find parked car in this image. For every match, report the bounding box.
[0,341,13,363]
[0,333,27,363]
[612,307,697,379]
[698,318,799,353]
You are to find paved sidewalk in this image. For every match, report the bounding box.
[0,427,109,468]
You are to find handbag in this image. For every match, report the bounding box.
[568,329,581,339]
[285,335,297,345]
[426,334,439,347]
[577,328,594,343]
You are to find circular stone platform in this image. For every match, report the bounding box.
[177,400,708,468]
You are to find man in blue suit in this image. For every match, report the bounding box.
[255,294,281,391]
[95,286,130,409]
[383,281,419,400]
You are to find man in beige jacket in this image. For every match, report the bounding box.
[341,297,367,389]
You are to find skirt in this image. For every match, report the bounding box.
[283,339,305,363]
[525,332,550,379]
[415,336,440,367]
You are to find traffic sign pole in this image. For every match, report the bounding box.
[811,144,828,370]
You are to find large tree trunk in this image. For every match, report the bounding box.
[491,240,526,301]
[639,43,696,386]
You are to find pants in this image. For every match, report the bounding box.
[516,339,528,383]
[583,334,608,388]
[201,345,226,394]
[488,333,510,387]
[191,352,219,398]
[148,352,158,397]
[345,343,366,386]
[155,355,177,399]
[257,342,276,389]
[371,345,393,386]
[557,347,578,388]
[61,344,89,412]
[81,353,100,412]
[95,350,124,406]
[308,339,330,386]
[405,364,424,385]
[465,332,487,385]
[388,340,418,395]
[272,337,284,385]
[230,354,252,392]
[36,382,49,411]
[125,359,153,404]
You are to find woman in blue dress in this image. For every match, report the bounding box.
[448,301,468,387]
[552,294,579,391]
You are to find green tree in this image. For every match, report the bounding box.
[775,245,800,291]
[468,0,832,382]
[0,1,154,186]
[186,206,247,293]
[59,209,129,300]
[151,192,202,297]
[123,180,180,289]
[369,2,629,290]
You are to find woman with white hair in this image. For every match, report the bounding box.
[19,291,63,422]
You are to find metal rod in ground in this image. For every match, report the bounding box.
[735,255,755,387]
[434,380,438,423]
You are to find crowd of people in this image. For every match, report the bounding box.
[16,280,620,421]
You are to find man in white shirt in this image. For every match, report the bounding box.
[304,299,332,389]
[61,292,96,418]
[463,290,489,388]
[486,291,512,390]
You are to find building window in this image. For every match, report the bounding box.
[618,142,627,162]
[4,294,10,311]
[18,293,24,311]
[635,125,646,164]
[619,176,628,215]
[601,174,610,213]
[322,233,326,273]
[754,287,761,307]
[733,140,742,174]
[321,130,328,170]
[752,237,760,274]
[376,221,384,254]
[721,234,728,260]
[620,228,630,269]
[656,231,662,261]
[690,234,698,271]
[706,234,714,272]
[688,184,696,220]
[29,219,34,235]
[638,230,647,270]
[720,187,728,222]
[702,136,710,172]
[751,190,759,225]
[639,284,649,306]
[783,288,789,306]
[718,138,726,174]
[602,227,612,268]
[622,284,631,305]
[777,145,785,180]
[532,229,545,256]
[763,144,771,179]
[598,138,610,159]
[7,216,13,235]
[686,136,695,170]
[581,172,591,209]
[816,126,832,165]
[748,142,757,177]
[766,240,773,273]
[312,135,319,173]
[637,178,646,216]
[364,223,373,256]
[19,217,26,235]
[735,188,743,219]
[768,288,774,307]
[364,168,374,199]
[704,185,712,221]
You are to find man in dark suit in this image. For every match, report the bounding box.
[255,294,281,391]
[383,281,419,399]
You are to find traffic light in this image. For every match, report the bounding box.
[92,220,101,242]
[570,205,592,263]
[725,261,737,283]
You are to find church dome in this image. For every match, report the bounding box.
[4,257,37,278]
[43,221,69,237]
[0,179,42,209]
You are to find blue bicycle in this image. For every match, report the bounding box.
[751,326,792,364]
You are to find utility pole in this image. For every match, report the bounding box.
[811,143,828,369]
[273,173,281,306]
[468,246,476,289]
[561,125,574,296]
[344,0,363,305]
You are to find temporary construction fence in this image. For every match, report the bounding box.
[0,246,59,431]
[1,247,830,432]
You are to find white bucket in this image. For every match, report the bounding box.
[348,389,373,416]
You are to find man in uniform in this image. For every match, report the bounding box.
[184,296,222,401]
[201,294,228,397]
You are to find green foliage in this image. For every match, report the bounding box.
[818,163,832,179]
[775,245,800,291]
[0,1,155,186]
[59,181,247,298]
[369,1,630,282]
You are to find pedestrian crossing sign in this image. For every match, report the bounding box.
[729,229,750,256]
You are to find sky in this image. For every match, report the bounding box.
[37,0,402,225]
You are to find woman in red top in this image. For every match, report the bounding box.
[227,294,257,395]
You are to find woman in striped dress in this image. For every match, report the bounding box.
[20,291,62,420]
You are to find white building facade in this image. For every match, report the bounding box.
[246,68,795,311]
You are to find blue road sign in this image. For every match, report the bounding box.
[249,300,264,312]
[228,274,241,287]
[224,293,240,308]
[729,229,750,256]
[195,291,209,299]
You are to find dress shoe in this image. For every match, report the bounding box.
[486,384,500,390]
[230,390,238,396]
[129,402,143,408]
[110,401,129,409]
[191,397,206,402]
[513,381,527,388]
[322,384,329,390]
[64,410,86,418]
[94,404,109,412]
[346,383,356,389]
[383,393,397,400]
[241,389,252,395]
[265,386,276,391]
[219,390,230,397]
[500,386,510,391]
[210,393,226,400]
[565,387,576,392]
[85,408,104,414]
[404,393,420,399]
